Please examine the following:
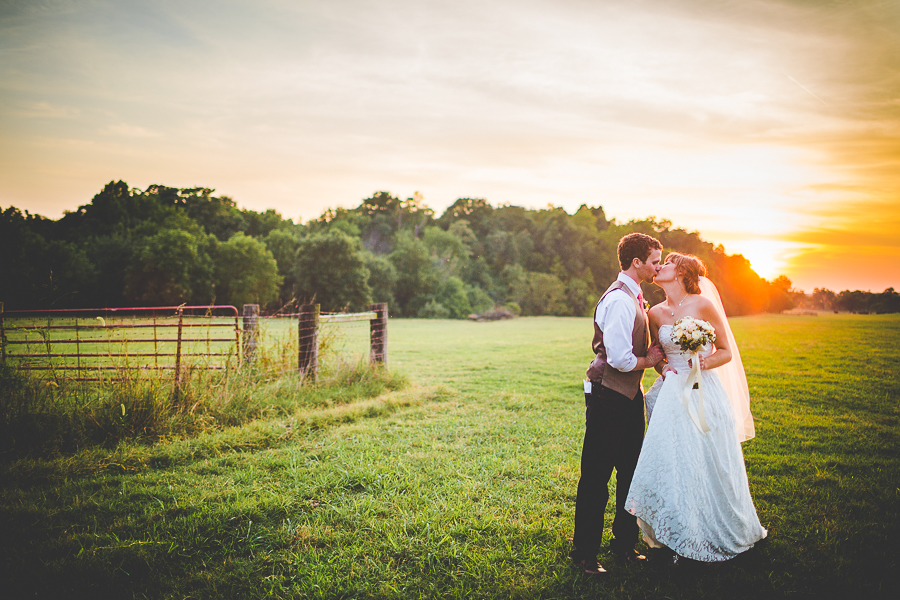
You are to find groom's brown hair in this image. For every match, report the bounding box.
[617,233,662,270]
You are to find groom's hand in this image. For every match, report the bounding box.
[586,355,605,381]
[645,343,664,367]
[634,344,664,371]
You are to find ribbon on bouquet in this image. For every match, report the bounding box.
[682,351,711,434]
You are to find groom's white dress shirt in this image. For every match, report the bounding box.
[594,272,642,373]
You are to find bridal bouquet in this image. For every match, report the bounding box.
[670,317,716,353]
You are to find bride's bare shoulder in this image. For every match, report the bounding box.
[694,295,718,317]
[648,303,670,325]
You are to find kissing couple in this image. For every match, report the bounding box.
[571,232,767,575]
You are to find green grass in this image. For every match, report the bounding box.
[1,314,898,599]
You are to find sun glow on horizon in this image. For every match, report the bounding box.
[714,238,803,282]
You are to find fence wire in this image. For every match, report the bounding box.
[1,304,387,383]
[252,312,378,378]
[0,306,240,381]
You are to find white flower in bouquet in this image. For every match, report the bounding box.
[671,316,716,353]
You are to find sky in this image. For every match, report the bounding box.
[1,0,898,293]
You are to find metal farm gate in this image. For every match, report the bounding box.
[0,305,241,382]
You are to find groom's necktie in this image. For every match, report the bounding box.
[637,292,645,312]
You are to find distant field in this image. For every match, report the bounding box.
[1,313,898,599]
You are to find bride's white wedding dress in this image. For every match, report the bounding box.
[626,324,767,562]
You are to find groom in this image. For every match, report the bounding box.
[571,232,664,576]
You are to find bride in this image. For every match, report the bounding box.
[626,252,767,562]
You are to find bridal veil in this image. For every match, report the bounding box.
[699,276,756,442]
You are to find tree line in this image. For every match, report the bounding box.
[800,287,900,314]
[3,181,885,317]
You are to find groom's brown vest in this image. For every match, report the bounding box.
[589,280,650,398]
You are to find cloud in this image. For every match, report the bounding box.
[13,101,80,119]
[783,243,900,293]
[787,198,900,249]
[779,194,900,291]
[104,124,161,138]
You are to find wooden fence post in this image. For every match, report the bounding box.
[369,302,388,364]
[242,304,259,364]
[298,303,319,382]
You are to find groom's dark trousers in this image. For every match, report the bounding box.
[572,383,645,559]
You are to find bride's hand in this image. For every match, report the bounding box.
[661,365,678,379]
[687,356,709,370]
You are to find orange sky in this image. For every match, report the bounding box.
[1,0,898,292]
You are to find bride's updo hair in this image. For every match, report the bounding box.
[666,252,707,294]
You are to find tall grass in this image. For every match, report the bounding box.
[0,319,405,458]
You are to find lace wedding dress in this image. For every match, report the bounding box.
[626,324,767,562]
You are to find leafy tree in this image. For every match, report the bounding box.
[837,289,871,313]
[448,219,478,248]
[430,276,473,319]
[566,277,593,317]
[264,229,302,305]
[466,284,495,315]
[771,275,793,291]
[123,228,215,305]
[330,218,362,238]
[500,264,528,302]
[180,191,245,241]
[768,275,795,313]
[397,192,435,237]
[82,233,136,307]
[812,288,838,311]
[527,208,580,274]
[572,204,610,232]
[30,240,97,308]
[417,299,450,319]
[242,208,291,238]
[485,230,522,270]
[423,226,469,275]
[293,231,371,311]
[870,288,900,314]
[213,233,282,307]
[437,197,494,239]
[389,232,438,317]
[712,252,769,315]
[359,212,396,255]
[515,271,568,316]
[363,252,398,308]
[459,256,498,301]
[0,207,97,309]
[56,180,173,241]
[353,191,434,253]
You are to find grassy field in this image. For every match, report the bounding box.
[1,313,898,599]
